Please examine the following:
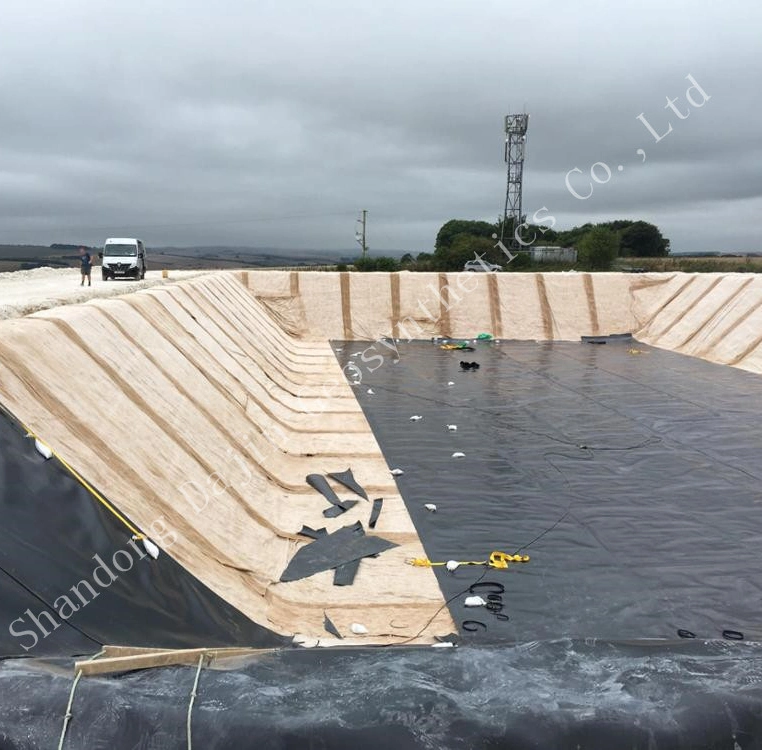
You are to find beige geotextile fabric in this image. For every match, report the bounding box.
[4,269,761,647]
[631,273,762,374]
[0,272,453,644]
[244,270,762,374]
[244,270,638,342]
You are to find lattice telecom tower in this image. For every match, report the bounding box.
[501,113,529,247]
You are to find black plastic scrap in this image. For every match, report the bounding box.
[333,560,362,586]
[306,474,342,505]
[323,501,358,518]
[298,525,328,540]
[323,612,343,639]
[280,521,398,582]
[368,498,383,529]
[299,525,367,584]
[581,333,633,344]
[327,468,369,500]
[307,473,360,517]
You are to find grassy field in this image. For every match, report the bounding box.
[0,245,342,273]
[2,244,761,275]
[518,255,762,274]
[617,256,762,273]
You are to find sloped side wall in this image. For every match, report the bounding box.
[0,406,285,655]
[243,270,762,375]
[241,271,637,342]
[631,272,762,375]
[0,272,452,645]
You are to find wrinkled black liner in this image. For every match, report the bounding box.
[0,407,285,656]
[336,339,762,644]
[3,339,762,749]
[3,641,762,749]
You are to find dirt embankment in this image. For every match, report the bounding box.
[0,266,211,320]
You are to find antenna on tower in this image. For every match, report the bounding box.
[501,113,529,249]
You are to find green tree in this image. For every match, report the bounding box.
[374,256,400,272]
[619,221,670,257]
[555,222,594,248]
[577,226,620,270]
[353,256,400,272]
[506,251,532,270]
[513,223,561,246]
[435,219,497,254]
[414,252,436,271]
[601,219,636,233]
[440,234,497,271]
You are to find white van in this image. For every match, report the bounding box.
[101,238,147,281]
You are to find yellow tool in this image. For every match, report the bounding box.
[405,551,529,568]
[489,551,530,568]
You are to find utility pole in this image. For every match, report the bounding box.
[355,210,368,258]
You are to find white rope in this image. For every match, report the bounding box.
[57,649,104,750]
[186,654,205,750]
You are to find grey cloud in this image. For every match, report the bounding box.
[0,0,759,251]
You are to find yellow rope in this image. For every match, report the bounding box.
[26,426,144,540]
[406,551,530,569]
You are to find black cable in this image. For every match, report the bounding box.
[0,407,107,649]
[514,506,573,554]
[380,566,490,646]
[0,561,101,648]
[346,345,676,635]
[353,369,654,557]
[462,620,487,632]
[510,449,592,554]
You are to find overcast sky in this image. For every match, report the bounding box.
[1,0,759,253]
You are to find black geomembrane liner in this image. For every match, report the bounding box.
[3,641,762,748]
[4,339,762,748]
[0,407,286,656]
[337,339,762,644]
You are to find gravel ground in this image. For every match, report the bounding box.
[0,266,215,320]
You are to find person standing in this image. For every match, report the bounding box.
[78,246,92,287]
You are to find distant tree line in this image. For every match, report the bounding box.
[347,218,669,272]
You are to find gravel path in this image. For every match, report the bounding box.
[0,266,214,319]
